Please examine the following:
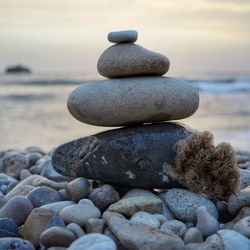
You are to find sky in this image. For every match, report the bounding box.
[0,0,250,75]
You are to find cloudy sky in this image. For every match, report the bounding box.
[0,0,249,75]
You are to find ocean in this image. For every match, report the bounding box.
[0,72,250,151]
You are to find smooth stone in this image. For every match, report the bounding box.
[153,214,167,225]
[58,188,70,200]
[131,211,161,228]
[161,200,175,220]
[97,44,169,78]
[0,196,33,226]
[196,206,219,238]
[40,201,75,214]
[0,237,35,250]
[107,30,138,43]
[184,227,203,244]
[46,216,65,229]
[26,152,42,167]
[88,184,120,211]
[223,207,250,229]
[19,169,32,180]
[52,123,191,188]
[78,198,95,206]
[228,186,250,214]
[161,188,218,223]
[85,218,105,234]
[67,77,198,126]
[0,152,29,178]
[40,226,76,248]
[22,208,57,246]
[186,242,221,250]
[122,188,159,199]
[66,223,85,238]
[160,220,187,238]
[6,175,67,200]
[232,216,250,238]
[59,204,101,227]
[66,177,90,202]
[108,217,185,250]
[108,196,162,217]
[217,230,250,249]
[27,186,64,208]
[102,211,126,223]
[6,185,34,200]
[104,228,124,250]
[68,233,116,250]
[0,195,7,209]
[0,218,19,237]
[25,146,46,155]
[0,174,18,189]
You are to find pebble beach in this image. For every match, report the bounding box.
[0,30,250,250]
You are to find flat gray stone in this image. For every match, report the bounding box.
[232,216,250,238]
[108,30,138,43]
[108,217,185,250]
[161,189,218,223]
[68,233,116,250]
[131,211,161,228]
[67,77,199,126]
[97,44,169,78]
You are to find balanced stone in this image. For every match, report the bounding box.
[108,30,138,43]
[97,44,169,78]
[67,77,199,126]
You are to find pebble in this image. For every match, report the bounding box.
[228,186,250,214]
[122,188,158,199]
[0,173,18,189]
[107,30,138,43]
[108,196,162,217]
[0,218,19,237]
[0,151,29,178]
[52,123,191,188]
[66,177,90,202]
[40,226,76,248]
[196,206,219,238]
[108,217,185,250]
[102,211,125,223]
[27,186,64,207]
[6,184,34,200]
[66,223,85,238]
[88,184,120,211]
[153,214,167,225]
[78,198,95,206]
[67,77,198,126]
[183,227,203,244]
[131,211,161,228]
[20,169,32,180]
[68,233,117,250]
[0,237,35,250]
[59,204,101,227]
[216,229,250,249]
[160,220,187,238]
[161,188,218,223]
[0,196,33,226]
[186,242,220,250]
[58,188,70,200]
[232,216,250,238]
[0,194,7,209]
[85,218,105,234]
[25,146,46,155]
[22,207,57,246]
[40,201,75,214]
[26,152,42,167]
[97,44,169,78]
[46,216,65,229]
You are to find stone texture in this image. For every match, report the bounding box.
[196,206,219,238]
[68,233,116,250]
[183,227,203,244]
[108,30,138,43]
[66,177,90,202]
[102,211,125,223]
[22,207,57,246]
[97,44,169,78]
[161,189,218,223]
[85,218,105,234]
[59,204,101,227]
[186,242,221,250]
[228,186,250,214]
[108,217,185,250]
[131,211,161,228]
[232,216,250,238]
[52,123,191,188]
[88,184,120,211]
[40,201,75,214]
[40,226,76,248]
[0,218,19,237]
[27,186,64,207]
[66,223,85,238]
[160,220,187,238]
[46,216,65,229]
[108,196,162,217]
[0,196,33,226]
[0,237,35,250]
[67,77,198,126]
[6,184,34,200]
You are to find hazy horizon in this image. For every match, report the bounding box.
[0,0,250,75]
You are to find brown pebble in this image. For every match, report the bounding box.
[85,218,105,234]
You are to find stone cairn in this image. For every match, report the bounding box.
[0,30,249,250]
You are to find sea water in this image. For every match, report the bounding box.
[0,72,250,151]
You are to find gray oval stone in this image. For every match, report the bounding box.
[108,30,138,43]
[97,44,170,78]
[67,77,199,126]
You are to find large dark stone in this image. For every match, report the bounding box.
[52,123,191,189]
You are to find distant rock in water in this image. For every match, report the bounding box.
[5,65,31,74]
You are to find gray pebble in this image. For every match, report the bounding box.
[160,220,187,238]
[85,218,105,234]
[183,227,203,244]
[108,30,138,43]
[66,223,85,238]
[233,216,250,238]
[131,211,161,228]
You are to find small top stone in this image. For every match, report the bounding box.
[108,30,138,43]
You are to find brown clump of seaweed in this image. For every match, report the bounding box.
[167,131,240,201]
